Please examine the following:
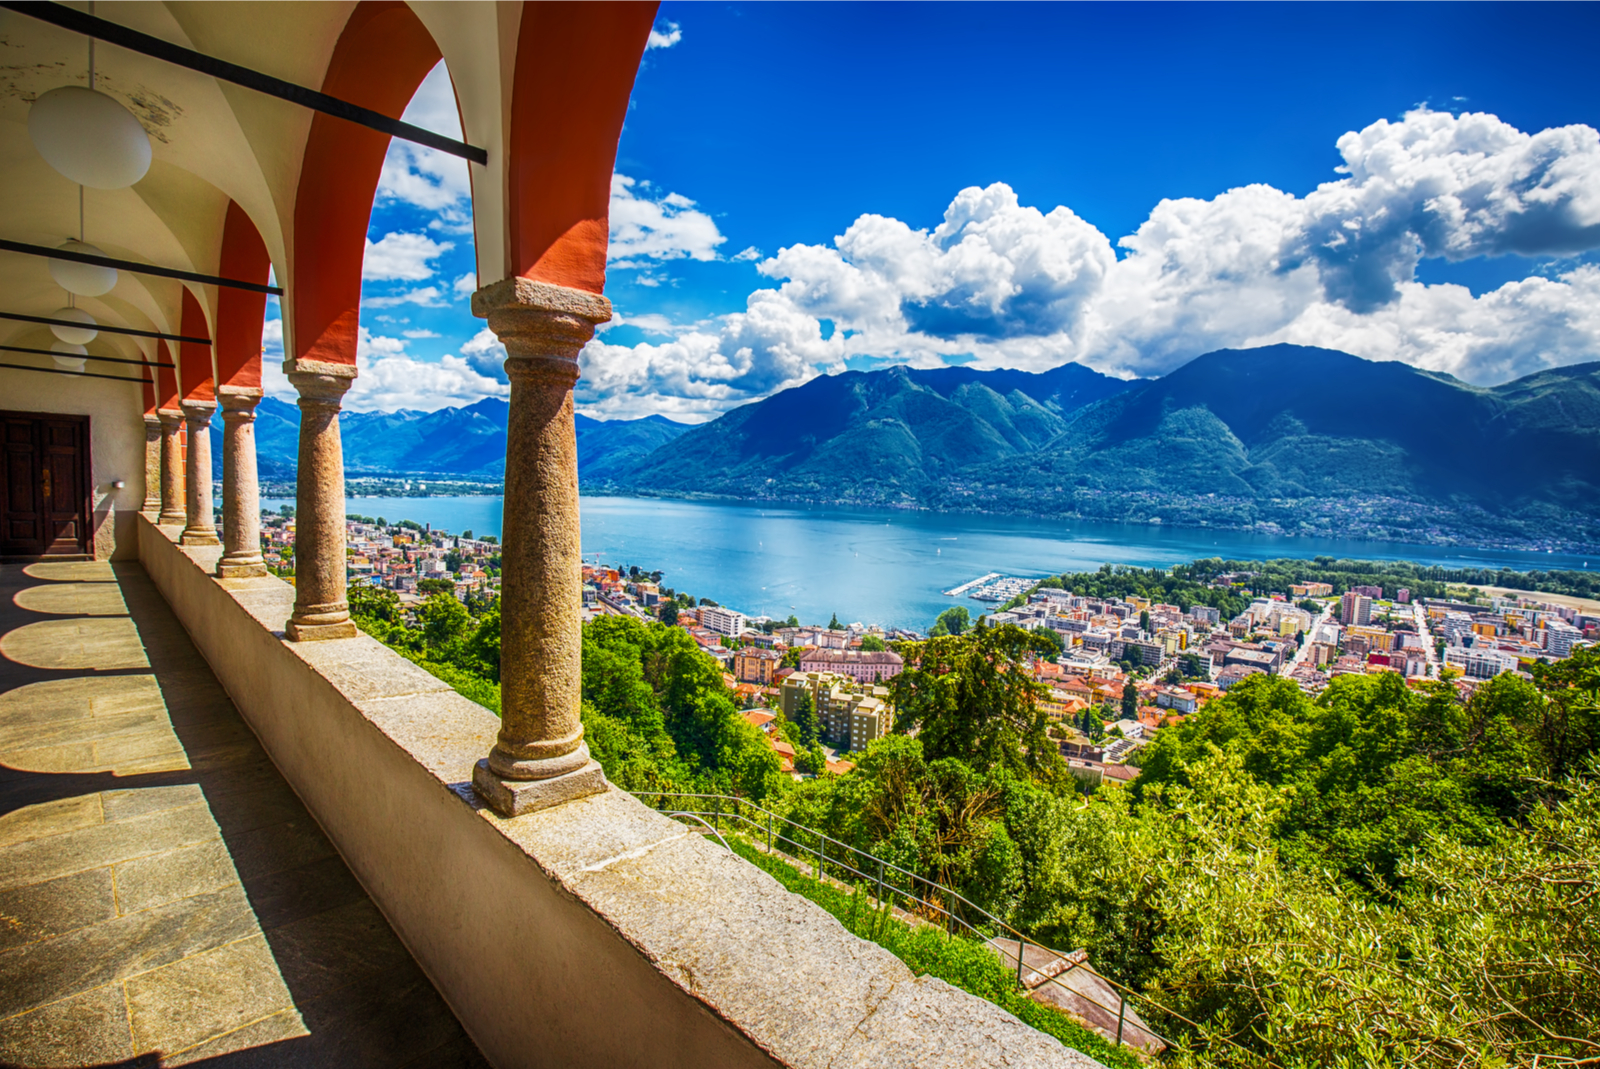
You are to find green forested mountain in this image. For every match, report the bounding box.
[609,345,1600,545]
[607,360,1134,504]
[238,397,689,481]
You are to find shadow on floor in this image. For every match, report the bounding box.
[0,560,487,1068]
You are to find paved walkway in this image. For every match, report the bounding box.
[0,560,489,1068]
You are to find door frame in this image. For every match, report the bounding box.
[0,409,93,558]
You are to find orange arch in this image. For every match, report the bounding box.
[178,290,214,401]
[216,202,272,389]
[155,339,180,412]
[290,1,443,367]
[508,3,658,292]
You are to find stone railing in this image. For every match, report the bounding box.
[135,513,1103,1069]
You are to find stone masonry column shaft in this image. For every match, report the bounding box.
[284,364,358,641]
[156,409,186,526]
[179,399,220,546]
[142,414,162,513]
[217,386,267,578]
[470,278,611,816]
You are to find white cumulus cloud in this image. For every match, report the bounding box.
[647,21,682,49]
[363,232,452,281]
[609,174,726,266]
[580,107,1600,421]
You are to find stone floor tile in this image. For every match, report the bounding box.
[282,961,484,1069]
[0,617,150,671]
[0,707,171,754]
[21,561,115,582]
[116,839,240,915]
[101,784,206,823]
[0,983,133,1068]
[162,1007,311,1067]
[0,796,102,850]
[399,1031,496,1069]
[242,855,371,933]
[0,803,219,893]
[0,740,98,775]
[0,867,117,951]
[12,581,130,616]
[94,726,187,766]
[0,885,259,1019]
[223,819,338,883]
[125,933,295,1056]
[255,897,415,1001]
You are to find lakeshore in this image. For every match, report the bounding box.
[264,494,1596,632]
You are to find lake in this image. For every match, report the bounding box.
[261,494,1597,632]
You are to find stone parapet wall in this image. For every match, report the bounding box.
[136,513,1100,1069]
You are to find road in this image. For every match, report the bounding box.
[1283,600,1333,675]
[1413,602,1439,677]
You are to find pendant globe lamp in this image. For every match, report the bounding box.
[49,239,118,297]
[50,341,88,372]
[28,86,151,190]
[49,307,98,345]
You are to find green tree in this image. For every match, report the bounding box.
[790,685,821,747]
[1031,627,1064,658]
[890,625,1065,783]
[930,605,970,637]
[1121,679,1137,720]
[1138,609,1151,633]
[658,601,679,625]
[417,577,454,596]
[461,529,473,540]
[785,615,800,628]
[859,635,886,652]
[417,592,471,650]
[829,612,842,630]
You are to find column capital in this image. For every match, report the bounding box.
[217,384,264,408]
[142,412,162,432]
[287,364,356,409]
[472,277,612,386]
[179,398,218,420]
[157,408,184,428]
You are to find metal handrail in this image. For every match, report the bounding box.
[630,789,1276,1063]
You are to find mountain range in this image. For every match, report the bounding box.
[223,397,691,484]
[241,345,1600,547]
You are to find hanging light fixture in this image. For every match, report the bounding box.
[50,341,88,372]
[49,238,118,296]
[50,306,98,345]
[26,14,151,190]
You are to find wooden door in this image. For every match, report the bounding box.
[0,412,91,557]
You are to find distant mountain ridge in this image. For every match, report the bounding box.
[226,397,692,482]
[232,346,1600,547]
[600,345,1600,547]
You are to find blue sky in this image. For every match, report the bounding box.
[264,2,1600,419]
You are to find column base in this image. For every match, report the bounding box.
[180,529,221,546]
[157,512,186,527]
[284,618,359,641]
[217,560,269,579]
[472,759,608,817]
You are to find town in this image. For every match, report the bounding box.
[264,513,1598,790]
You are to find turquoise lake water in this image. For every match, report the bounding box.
[261,494,1596,632]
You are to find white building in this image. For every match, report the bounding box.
[1545,620,1582,659]
[1443,645,1519,679]
[699,606,746,637]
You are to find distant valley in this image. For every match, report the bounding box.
[241,345,1600,550]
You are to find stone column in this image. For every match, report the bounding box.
[470,278,610,816]
[283,363,358,641]
[141,414,162,513]
[156,409,186,526]
[217,385,267,578]
[179,399,220,546]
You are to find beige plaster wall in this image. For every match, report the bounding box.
[137,516,1099,1069]
[0,366,146,560]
